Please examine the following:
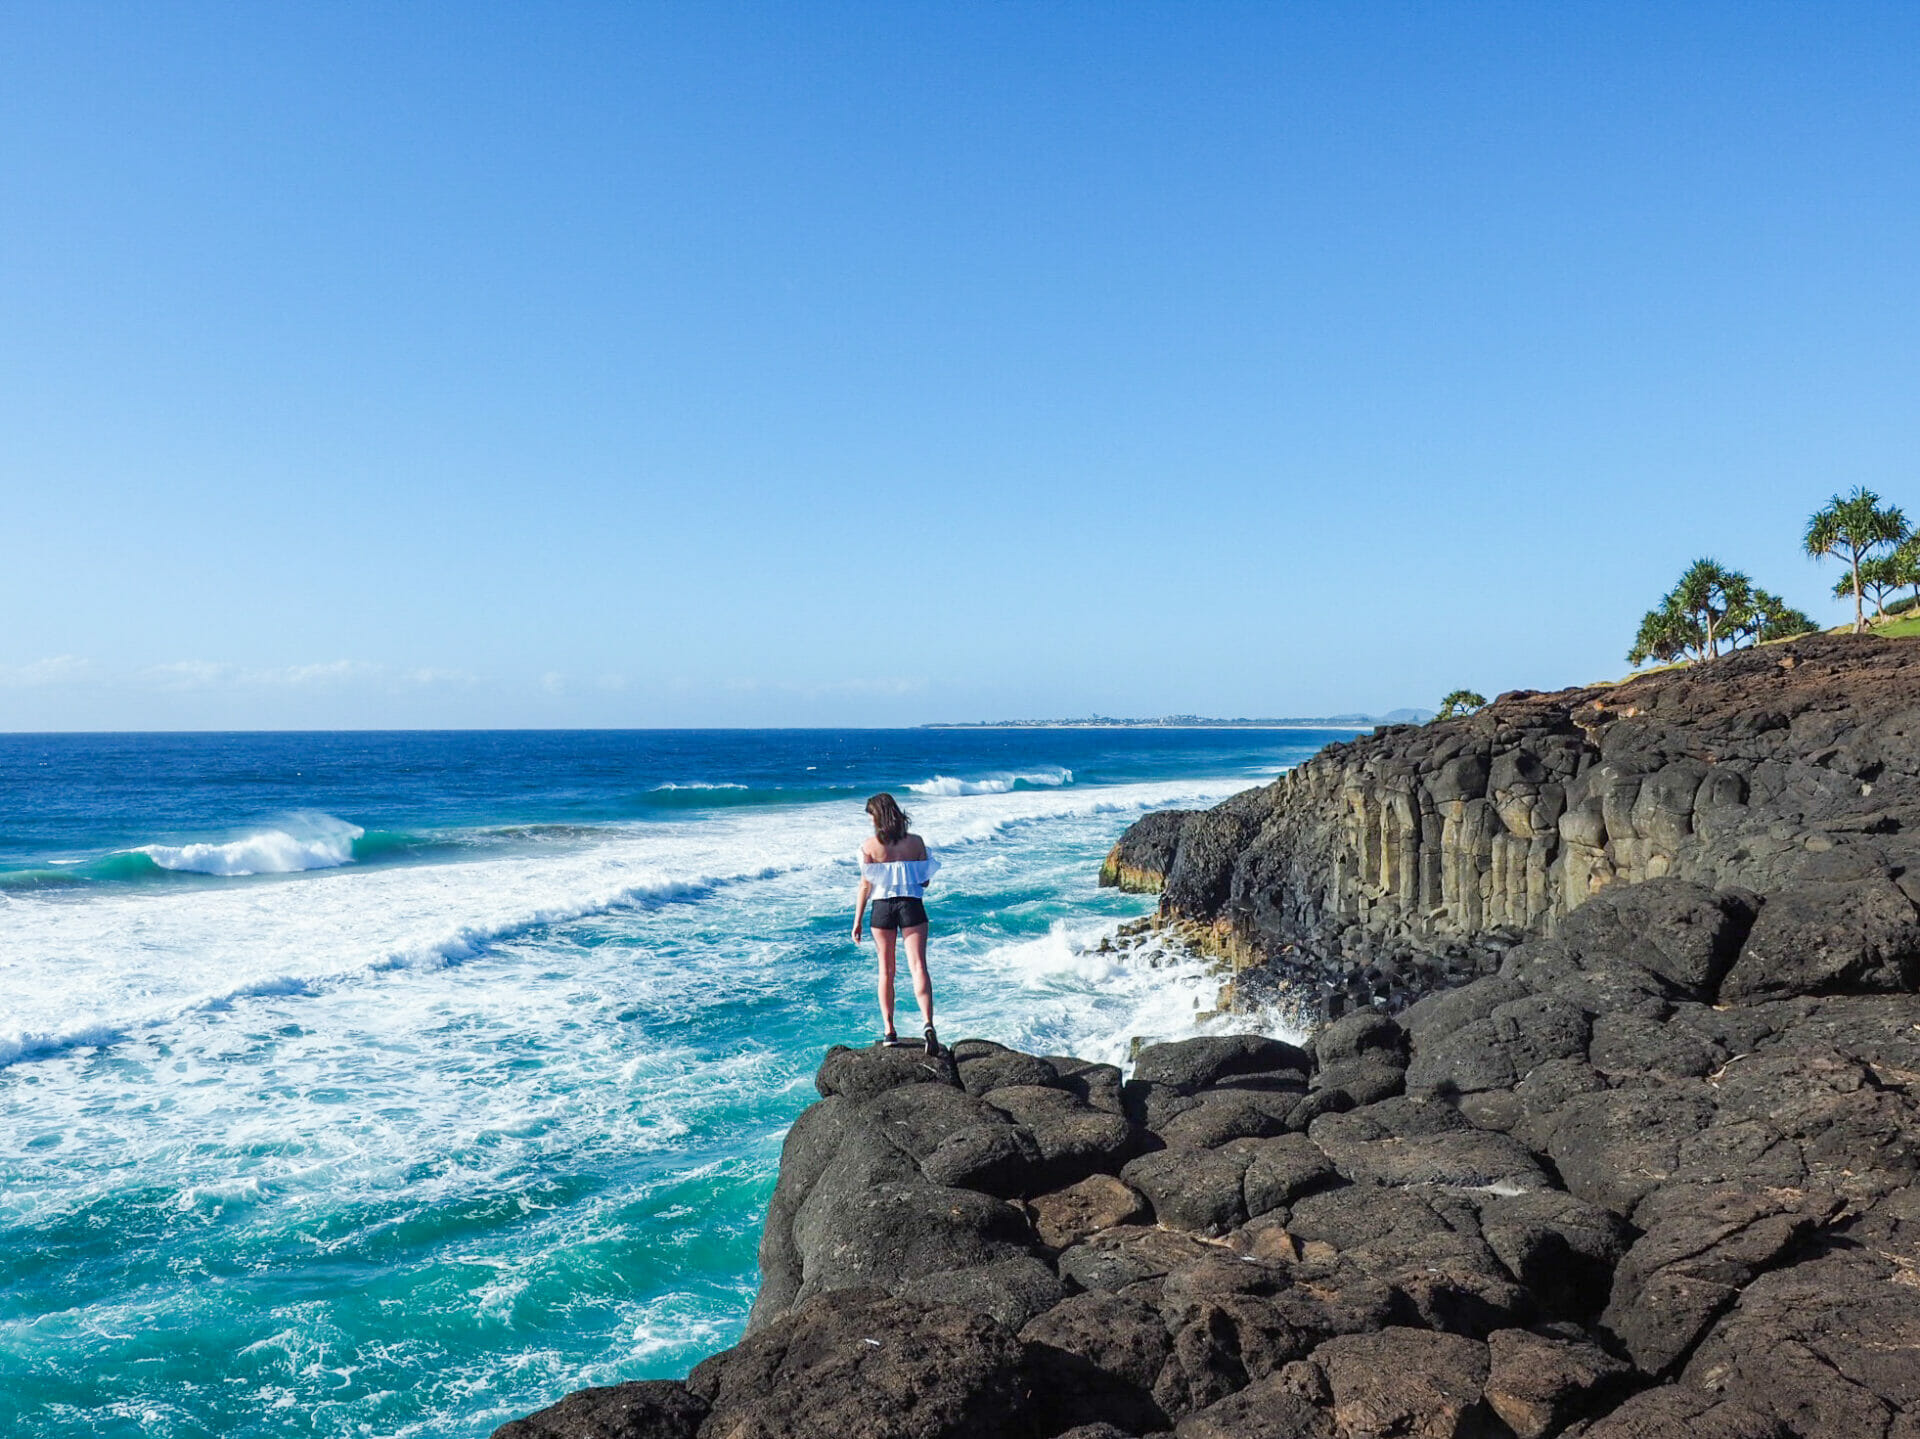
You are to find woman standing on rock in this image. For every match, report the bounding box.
[851,792,942,1056]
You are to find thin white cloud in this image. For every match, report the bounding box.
[0,654,93,687]
[143,659,389,690]
[720,675,928,700]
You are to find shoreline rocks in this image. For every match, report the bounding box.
[497,634,1920,1438]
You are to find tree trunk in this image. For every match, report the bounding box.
[1854,555,1866,633]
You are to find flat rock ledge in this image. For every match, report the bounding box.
[496,924,1920,1439]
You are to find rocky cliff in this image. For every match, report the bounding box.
[1102,633,1920,1017]
[494,633,1920,1439]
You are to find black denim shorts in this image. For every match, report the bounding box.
[870,896,929,931]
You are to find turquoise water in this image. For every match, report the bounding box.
[0,729,1339,1437]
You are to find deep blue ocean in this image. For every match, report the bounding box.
[0,727,1346,1438]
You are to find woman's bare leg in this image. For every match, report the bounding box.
[874,927,899,1036]
[903,924,934,1028]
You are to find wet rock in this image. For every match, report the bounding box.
[1483,1328,1633,1439]
[686,1289,1028,1439]
[490,1381,706,1439]
[1029,1174,1152,1250]
[1315,1327,1494,1438]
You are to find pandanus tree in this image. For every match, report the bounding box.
[1435,690,1488,720]
[1805,488,1910,632]
[1896,537,1920,608]
[1669,558,1750,660]
[1628,561,1812,668]
[1733,589,1817,647]
[1839,558,1903,620]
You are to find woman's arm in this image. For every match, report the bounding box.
[852,877,872,941]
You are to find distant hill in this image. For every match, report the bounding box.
[924,709,1436,729]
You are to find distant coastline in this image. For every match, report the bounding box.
[924,709,1431,731]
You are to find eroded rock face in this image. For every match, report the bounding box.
[1103,635,1920,1018]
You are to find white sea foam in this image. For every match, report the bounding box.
[136,812,364,876]
[650,782,749,791]
[0,775,1245,1070]
[907,767,1072,796]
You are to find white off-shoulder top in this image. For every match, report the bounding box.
[861,855,940,899]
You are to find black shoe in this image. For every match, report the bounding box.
[880,1032,904,1047]
[923,1024,942,1059]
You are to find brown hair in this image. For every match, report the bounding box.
[865,792,909,845]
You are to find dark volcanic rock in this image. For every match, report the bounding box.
[1130,1034,1312,1095]
[687,1289,1028,1439]
[1112,636,1920,1018]
[1028,1173,1150,1250]
[499,639,1920,1439]
[1315,1327,1494,1437]
[1021,1291,1173,1435]
[1120,1147,1252,1235]
[1483,1327,1633,1439]
[1572,1384,1789,1439]
[1172,1373,1337,1438]
[816,1043,960,1102]
[1718,875,1920,1001]
[491,1382,706,1439]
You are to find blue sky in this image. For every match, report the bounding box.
[3,3,1916,728]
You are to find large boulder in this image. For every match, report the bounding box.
[1130,1034,1312,1095]
[1555,879,1753,1000]
[790,1178,1036,1307]
[1718,876,1920,1002]
[686,1289,1029,1439]
[816,1043,959,1102]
